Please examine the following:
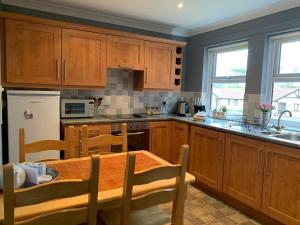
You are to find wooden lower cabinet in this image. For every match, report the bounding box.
[63,124,111,158]
[150,121,171,162]
[189,126,225,191]
[223,134,265,210]
[261,143,300,225]
[171,121,189,164]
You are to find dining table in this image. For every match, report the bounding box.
[0,150,195,225]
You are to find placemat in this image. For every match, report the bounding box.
[48,152,162,191]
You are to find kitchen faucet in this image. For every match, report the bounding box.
[273,110,292,132]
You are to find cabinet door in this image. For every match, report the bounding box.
[150,121,171,162]
[144,41,175,89]
[189,126,225,191]
[171,121,189,164]
[261,143,300,225]
[223,134,265,209]
[62,29,107,87]
[107,36,144,70]
[5,19,61,85]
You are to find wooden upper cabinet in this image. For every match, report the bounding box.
[261,143,300,225]
[189,126,225,191]
[144,41,176,89]
[62,29,107,87]
[223,134,265,210]
[107,36,144,70]
[171,122,189,164]
[150,121,171,162]
[5,19,62,85]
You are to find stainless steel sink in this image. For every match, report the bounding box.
[272,133,300,142]
[261,130,280,135]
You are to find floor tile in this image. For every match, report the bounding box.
[159,185,261,225]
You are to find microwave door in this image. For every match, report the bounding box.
[64,103,85,118]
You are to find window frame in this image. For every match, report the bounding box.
[206,41,248,112]
[267,31,300,127]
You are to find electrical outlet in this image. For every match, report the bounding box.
[162,100,167,106]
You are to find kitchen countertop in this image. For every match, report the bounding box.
[61,114,300,149]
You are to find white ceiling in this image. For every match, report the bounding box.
[3,0,300,36]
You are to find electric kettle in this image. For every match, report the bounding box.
[177,101,189,116]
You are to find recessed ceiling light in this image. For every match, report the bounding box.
[177,3,184,9]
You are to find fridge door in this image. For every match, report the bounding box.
[7,91,60,163]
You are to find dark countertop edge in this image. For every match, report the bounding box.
[60,116,300,149]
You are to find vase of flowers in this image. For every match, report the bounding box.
[258,103,275,129]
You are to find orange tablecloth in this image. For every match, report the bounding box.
[48,152,161,191]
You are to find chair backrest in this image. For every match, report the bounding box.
[3,155,100,225]
[121,145,189,225]
[19,126,76,162]
[81,123,127,157]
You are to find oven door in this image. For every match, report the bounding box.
[112,129,149,152]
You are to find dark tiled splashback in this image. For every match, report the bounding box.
[61,70,201,115]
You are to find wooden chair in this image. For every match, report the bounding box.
[3,155,100,225]
[81,123,127,157]
[99,145,189,225]
[19,126,76,162]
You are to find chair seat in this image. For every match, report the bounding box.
[99,206,171,225]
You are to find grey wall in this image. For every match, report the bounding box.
[0,4,186,42]
[185,6,300,93]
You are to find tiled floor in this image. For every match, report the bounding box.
[160,185,262,225]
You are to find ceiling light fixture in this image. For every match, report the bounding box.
[177,3,184,9]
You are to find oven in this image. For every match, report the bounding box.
[111,121,150,152]
[61,99,95,118]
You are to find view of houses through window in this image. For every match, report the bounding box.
[207,42,248,115]
[268,33,300,124]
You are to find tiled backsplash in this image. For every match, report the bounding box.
[61,70,262,119]
[243,94,261,122]
[61,70,186,115]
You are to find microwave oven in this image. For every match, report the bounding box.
[61,99,95,118]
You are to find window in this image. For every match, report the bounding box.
[278,102,287,114]
[207,42,248,115]
[294,103,300,112]
[267,31,300,126]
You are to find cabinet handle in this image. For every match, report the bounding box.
[256,148,262,175]
[145,67,148,84]
[56,59,60,81]
[64,60,67,80]
[218,138,223,160]
[264,149,271,176]
[119,64,133,69]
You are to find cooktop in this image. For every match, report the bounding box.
[103,114,145,120]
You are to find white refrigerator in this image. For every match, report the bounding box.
[7,90,60,163]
